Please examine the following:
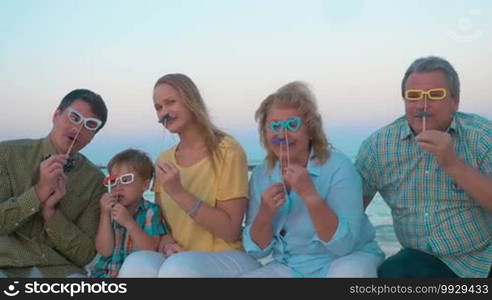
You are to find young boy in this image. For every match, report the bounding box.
[91,149,168,278]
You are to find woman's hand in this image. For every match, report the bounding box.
[259,183,285,216]
[158,235,183,256]
[156,161,185,198]
[162,242,183,256]
[284,164,316,199]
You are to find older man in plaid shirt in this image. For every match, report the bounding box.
[356,56,492,278]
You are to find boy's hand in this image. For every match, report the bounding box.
[100,193,117,215]
[111,203,134,227]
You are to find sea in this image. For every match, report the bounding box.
[85,130,400,258]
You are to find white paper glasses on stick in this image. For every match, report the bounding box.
[65,107,103,156]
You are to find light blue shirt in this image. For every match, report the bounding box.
[243,150,384,277]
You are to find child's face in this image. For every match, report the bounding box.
[109,163,150,209]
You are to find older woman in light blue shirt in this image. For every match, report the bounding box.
[242,81,384,277]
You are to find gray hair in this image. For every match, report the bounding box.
[401,56,460,99]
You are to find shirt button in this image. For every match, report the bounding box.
[15,223,19,226]
[425,170,429,175]
[31,208,36,212]
[424,213,429,217]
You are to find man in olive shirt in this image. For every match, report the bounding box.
[0,89,108,277]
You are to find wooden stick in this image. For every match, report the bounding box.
[279,139,283,176]
[279,139,288,195]
[111,183,120,228]
[66,124,84,157]
[423,98,427,132]
[285,132,290,168]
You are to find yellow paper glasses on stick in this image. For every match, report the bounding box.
[404,88,447,132]
[404,88,447,101]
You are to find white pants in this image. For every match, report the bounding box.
[241,251,384,278]
[119,250,261,278]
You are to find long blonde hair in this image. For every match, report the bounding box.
[154,74,225,172]
[255,81,331,170]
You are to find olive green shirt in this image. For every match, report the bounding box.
[0,137,105,277]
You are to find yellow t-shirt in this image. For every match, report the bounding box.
[155,135,248,251]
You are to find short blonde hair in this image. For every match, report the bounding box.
[255,81,331,170]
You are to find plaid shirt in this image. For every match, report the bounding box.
[91,199,168,278]
[356,112,492,278]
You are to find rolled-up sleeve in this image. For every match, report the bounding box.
[310,157,364,256]
[310,216,356,256]
[242,224,275,258]
[144,204,168,236]
[355,137,379,199]
[242,166,275,258]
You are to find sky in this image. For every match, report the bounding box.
[1,0,491,165]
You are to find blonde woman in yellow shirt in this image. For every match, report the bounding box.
[119,74,260,277]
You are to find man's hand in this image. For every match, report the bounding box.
[416,130,459,171]
[42,174,67,220]
[35,154,67,203]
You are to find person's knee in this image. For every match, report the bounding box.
[378,249,421,277]
[158,252,202,278]
[119,251,164,278]
[378,253,458,278]
[377,258,404,277]
[328,259,378,278]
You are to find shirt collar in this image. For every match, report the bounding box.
[306,154,321,177]
[447,116,459,136]
[41,136,57,156]
[40,136,79,173]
